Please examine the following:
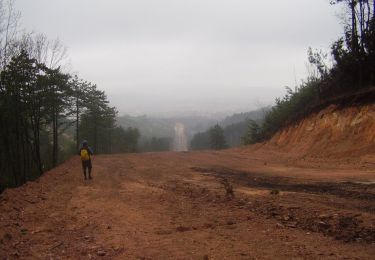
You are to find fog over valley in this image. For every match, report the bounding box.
[17,0,343,116]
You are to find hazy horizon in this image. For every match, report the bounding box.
[17,0,343,116]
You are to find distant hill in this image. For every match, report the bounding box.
[219,107,269,147]
[116,114,220,141]
[117,115,174,140]
[220,107,270,127]
[189,107,270,149]
[117,107,269,150]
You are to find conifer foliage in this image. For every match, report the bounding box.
[0,1,140,191]
[0,50,139,191]
[209,124,227,150]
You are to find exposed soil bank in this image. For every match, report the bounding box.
[268,104,375,160]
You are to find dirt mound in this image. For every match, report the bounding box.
[266,104,375,160]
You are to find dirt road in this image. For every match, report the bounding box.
[1,148,375,259]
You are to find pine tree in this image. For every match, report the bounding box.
[0,50,43,186]
[242,120,262,145]
[209,124,227,150]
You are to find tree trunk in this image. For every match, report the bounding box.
[94,117,98,153]
[351,0,358,53]
[52,106,58,167]
[76,97,79,151]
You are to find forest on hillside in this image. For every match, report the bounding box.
[117,114,218,151]
[117,113,254,151]
[189,108,268,150]
[118,108,267,151]
[0,1,140,191]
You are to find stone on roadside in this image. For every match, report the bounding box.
[97,250,106,256]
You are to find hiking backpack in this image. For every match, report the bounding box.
[80,149,90,161]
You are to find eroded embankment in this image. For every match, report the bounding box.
[267,104,375,160]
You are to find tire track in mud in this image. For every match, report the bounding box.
[190,166,375,244]
[191,167,375,203]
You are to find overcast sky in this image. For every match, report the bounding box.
[17,0,343,116]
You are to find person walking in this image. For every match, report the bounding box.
[79,140,93,180]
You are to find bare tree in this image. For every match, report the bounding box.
[18,33,68,69]
[0,0,20,69]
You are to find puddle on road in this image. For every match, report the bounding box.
[353,180,375,185]
[236,187,295,196]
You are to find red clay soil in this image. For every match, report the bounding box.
[1,148,375,259]
[267,104,375,160]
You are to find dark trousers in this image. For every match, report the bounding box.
[82,160,92,179]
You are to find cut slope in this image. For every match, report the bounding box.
[267,104,375,160]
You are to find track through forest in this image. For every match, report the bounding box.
[1,148,375,259]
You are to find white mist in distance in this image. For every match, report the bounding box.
[15,0,343,117]
[173,123,188,151]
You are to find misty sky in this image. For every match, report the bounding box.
[17,0,343,116]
